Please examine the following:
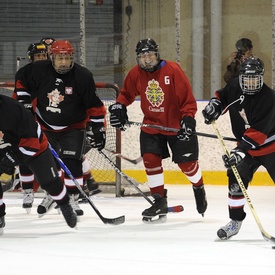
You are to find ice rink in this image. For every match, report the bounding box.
[1,184,275,275]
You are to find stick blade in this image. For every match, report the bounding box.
[103,215,125,225]
[262,232,275,245]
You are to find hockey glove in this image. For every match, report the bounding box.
[222,147,246,169]
[0,150,19,175]
[86,122,106,151]
[108,103,128,131]
[202,98,223,124]
[177,116,196,141]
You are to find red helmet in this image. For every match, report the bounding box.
[50,40,74,55]
[50,40,74,74]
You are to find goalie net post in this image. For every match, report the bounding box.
[84,82,123,197]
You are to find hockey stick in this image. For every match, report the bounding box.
[99,150,184,213]
[49,144,125,225]
[104,148,142,165]
[127,121,237,142]
[211,121,275,245]
[84,140,142,164]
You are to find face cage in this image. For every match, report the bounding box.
[239,74,263,95]
[136,52,160,72]
[51,54,74,74]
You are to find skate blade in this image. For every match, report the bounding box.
[142,215,167,224]
[0,228,3,236]
[38,202,58,218]
[54,206,61,215]
[24,208,32,214]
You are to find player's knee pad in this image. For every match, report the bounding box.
[26,148,59,187]
[178,160,199,175]
[142,153,163,175]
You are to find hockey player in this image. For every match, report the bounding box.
[109,38,207,223]
[16,40,106,217]
[0,94,77,235]
[13,42,48,212]
[40,37,102,198]
[202,57,275,240]
[0,184,5,235]
[40,37,55,59]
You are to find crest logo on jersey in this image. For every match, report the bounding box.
[145,79,164,112]
[46,89,64,113]
[65,87,73,95]
[55,78,63,85]
[239,108,250,129]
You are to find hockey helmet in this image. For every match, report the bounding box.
[50,40,74,74]
[40,37,55,47]
[27,43,47,62]
[239,57,264,95]
[135,38,160,72]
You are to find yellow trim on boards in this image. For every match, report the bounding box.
[122,170,273,186]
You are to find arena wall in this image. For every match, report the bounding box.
[120,100,272,186]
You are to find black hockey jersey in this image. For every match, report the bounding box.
[216,77,275,156]
[18,60,105,131]
[0,95,47,157]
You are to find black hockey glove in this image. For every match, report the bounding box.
[222,147,246,169]
[202,98,223,125]
[0,150,19,175]
[86,122,106,151]
[177,116,196,141]
[108,103,128,131]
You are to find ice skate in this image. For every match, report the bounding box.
[142,190,168,224]
[37,193,57,218]
[193,184,208,216]
[59,202,77,228]
[86,178,101,195]
[0,216,5,236]
[217,219,243,240]
[22,189,34,214]
[79,178,101,203]
[70,194,84,216]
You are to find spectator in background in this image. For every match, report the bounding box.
[223,38,253,83]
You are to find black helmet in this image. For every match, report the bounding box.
[27,43,47,62]
[136,38,159,55]
[135,38,160,72]
[40,37,55,47]
[235,38,253,52]
[239,57,264,95]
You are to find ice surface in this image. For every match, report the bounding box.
[1,185,275,275]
